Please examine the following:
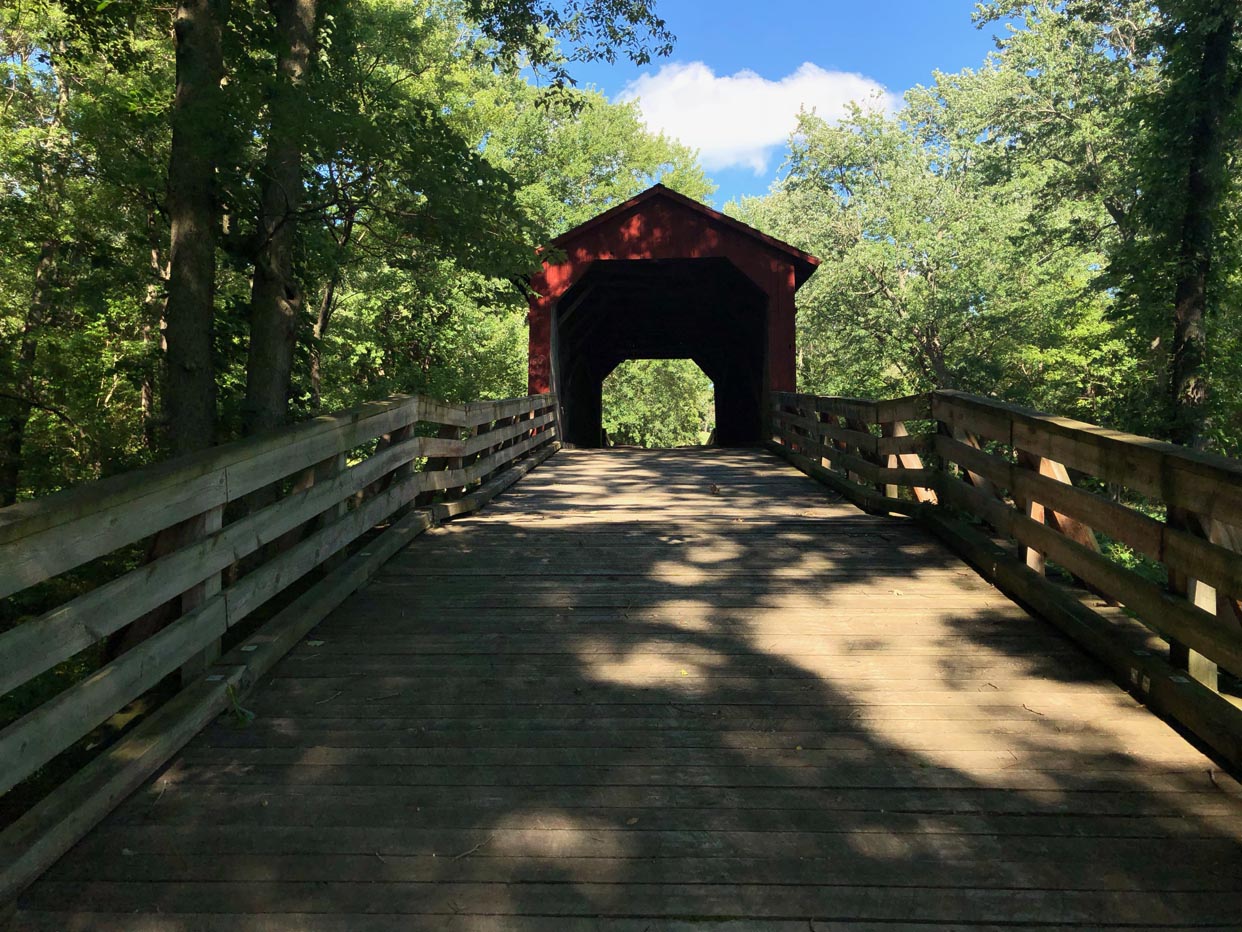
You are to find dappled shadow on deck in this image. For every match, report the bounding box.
[15,449,1242,930]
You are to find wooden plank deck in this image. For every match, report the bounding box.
[13,447,1242,930]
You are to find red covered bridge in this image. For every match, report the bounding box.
[527,184,819,446]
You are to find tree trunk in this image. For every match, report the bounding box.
[310,274,337,411]
[0,241,57,506]
[243,0,318,435]
[1167,3,1241,448]
[142,211,168,452]
[164,0,227,457]
[107,1,227,661]
[310,207,356,411]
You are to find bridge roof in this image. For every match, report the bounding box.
[547,183,820,288]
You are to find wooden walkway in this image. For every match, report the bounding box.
[14,448,1242,929]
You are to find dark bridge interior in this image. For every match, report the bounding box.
[556,258,768,448]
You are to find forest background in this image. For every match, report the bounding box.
[3,0,1241,504]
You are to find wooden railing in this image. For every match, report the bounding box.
[771,391,938,512]
[0,392,558,901]
[772,389,1242,768]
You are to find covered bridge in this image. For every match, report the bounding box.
[527,184,819,447]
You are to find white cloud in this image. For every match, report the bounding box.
[618,61,898,176]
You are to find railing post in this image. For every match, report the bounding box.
[178,504,225,686]
[845,415,878,492]
[880,420,899,500]
[1168,507,1221,690]
[1014,450,1048,575]
[316,452,349,572]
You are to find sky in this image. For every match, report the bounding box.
[564,1,1014,206]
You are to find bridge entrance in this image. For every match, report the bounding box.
[527,185,819,448]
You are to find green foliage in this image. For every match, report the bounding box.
[0,1,172,495]
[731,100,1130,422]
[464,0,674,86]
[477,80,715,235]
[732,0,1242,453]
[0,0,708,501]
[602,358,714,448]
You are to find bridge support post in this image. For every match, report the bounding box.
[178,504,225,686]
[1168,508,1222,691]
[316,452,349,572]
[1014,451,1048,575]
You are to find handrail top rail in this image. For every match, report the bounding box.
[773,391,932,422]
[776,387,1242,483]
[934,389,1242,485]
[0,392,555,545]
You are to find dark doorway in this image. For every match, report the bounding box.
[554,258,768,448]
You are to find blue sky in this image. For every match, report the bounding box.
[564,1,1012,205]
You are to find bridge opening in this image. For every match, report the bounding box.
[555,257,769,448]
[601,358,715,448]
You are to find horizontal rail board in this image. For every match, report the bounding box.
[0,394,423,541]
[0,434,460,696]
[935,434,1242,603]
[878,433,932,457]
[0,394,555,599]
[463,411,556,458]
[772,424,934,490]
[935,391,1242,526]
[934,435,1011,489]
[775,392,932,425]
[819,422,880,455]
[0,400,431,597]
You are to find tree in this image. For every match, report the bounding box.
[242,0,321,435]
[2,2,174,500]
[0,0,701,502]
[233,0,676,435]
[477,80,714,236]
[976,0,1242,448]
[1136,0,1242,447]
[732,100,1126,420]
[0,7,68,503]
[310,54,715,416]
[463,0,673,87]
[163,0,228,455]
[602,359,714,448]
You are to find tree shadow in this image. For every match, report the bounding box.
[17,448,1242,929]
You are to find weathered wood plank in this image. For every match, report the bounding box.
[0,397,431,598]
[20,879,1242,924]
